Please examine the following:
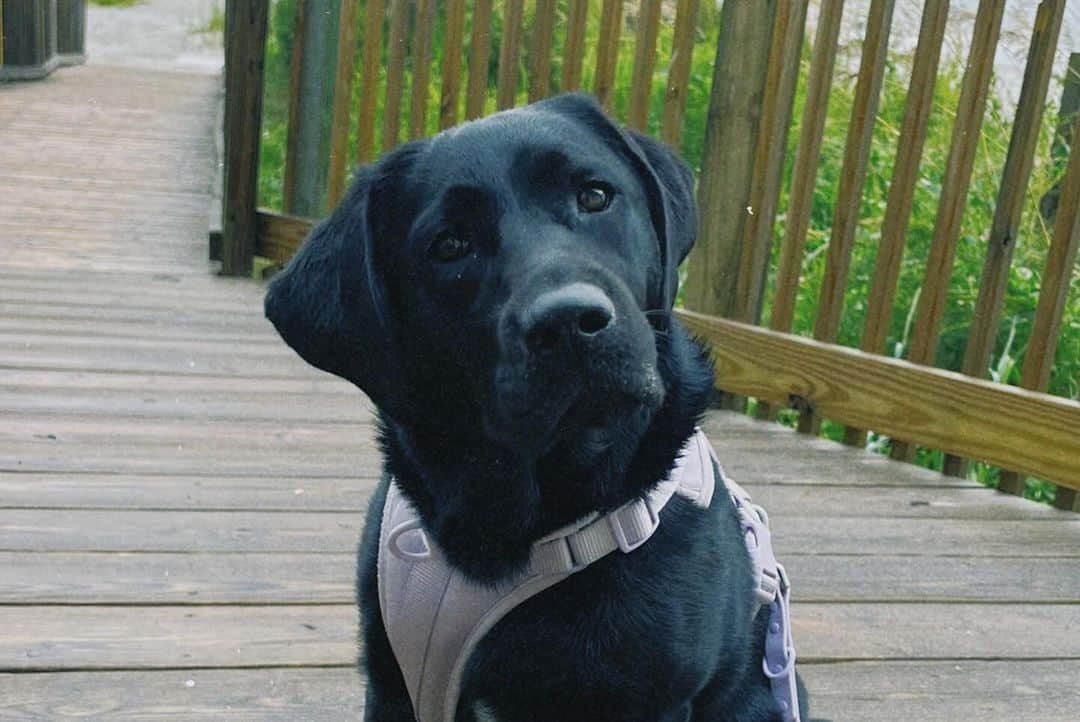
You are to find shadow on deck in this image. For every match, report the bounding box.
[1,65,1077,721]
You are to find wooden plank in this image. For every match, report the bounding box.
[256,208,312,263]
[6,551,1077,606]
[561,0,589,92]
[527,0,557,103]
[220,0,270,276]
[4,508,1076,556]
[593,0,625,112]
[0,473,375,512]
[946,0,1066,475]
[626,0,662,130]
[0,552,357,604]
[281,0,307,213]
[682,0,775,318]
[465,0,494,120]
[0,603,1074,671]
[659,0,700,148]
[325,0,360,208]
[6,663,1079,722]
[791,603,1080,661]
[768,0,845,333]
[0,606,357,671]
[409,0,435,138]
[801,661,1080,722]
[381,0,409,152]
[495,0,524,110]
[677,310,1080,489]
[805,0,896,430]
[438,0,467,129]
[844,0,950,444]
[900,0,1007,368]
[735,0,807,325]
[355,0,385,163]
[0,669,366,722]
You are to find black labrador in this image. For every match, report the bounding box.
[265,93,808,722]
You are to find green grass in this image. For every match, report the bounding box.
[90,0,141,7]
[254,2,1076,502]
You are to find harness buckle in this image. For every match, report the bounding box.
[607,497,660,554]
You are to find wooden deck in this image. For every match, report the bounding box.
[1,65,1078,721]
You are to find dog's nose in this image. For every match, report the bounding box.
[522,283,615,354]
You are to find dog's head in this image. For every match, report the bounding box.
[266,94,696,461]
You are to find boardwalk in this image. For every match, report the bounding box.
[1,65,1078,721]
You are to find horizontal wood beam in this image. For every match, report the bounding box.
[676,310,1080,490]
[255,209,314,264]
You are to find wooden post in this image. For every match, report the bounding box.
[439,0,467,129]
[325,0,360,209]
[683,0,776,320]
[659,0,701,148]
[593,0,624,112]
[528,0,558,103]
[465,0,494,120]
[410,0,436,138]
[382,0,409,152]
[221,0,269,276]
[496,0,524,110]
[284,0,340,218]
[562,0,589,92]
[627,0,663,130]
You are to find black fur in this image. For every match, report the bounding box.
[266,93,809,721]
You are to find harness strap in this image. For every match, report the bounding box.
[377,429,799,722]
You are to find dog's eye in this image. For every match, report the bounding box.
[431,235,473,263]
[577,183,612,213]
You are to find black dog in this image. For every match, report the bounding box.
[266,94,807,722]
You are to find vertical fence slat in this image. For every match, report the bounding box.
[410,0,435,139]
[281,0,307,213]
[943,0,1066,476]
[627,0,663,130]
[891,0,1006,461]
[998,121,1080,497]
[326,0,361,208]
[562,0,589,92]
[769,0,845,335]
[736,0,807,327]
[842,0,950,444]
[496,0,525,110]
[439,0,467,129]
[594,0,624,112]
[221,0,269,276]
[356,0,386,164]
[382,0,409,152]
[683,0,776,321]
[800,0,896,434]
[466,0,494,120]
[660,0,701,148]
[529,0,558,103]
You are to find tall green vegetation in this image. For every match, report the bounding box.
[256,2,1076,501]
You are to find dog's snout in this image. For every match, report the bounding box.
[522,283,615,354]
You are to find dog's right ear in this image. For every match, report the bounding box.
[264,145,421,418]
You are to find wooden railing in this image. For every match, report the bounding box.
[220,0,1080,508]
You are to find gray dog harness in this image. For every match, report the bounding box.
[377,429,800,722]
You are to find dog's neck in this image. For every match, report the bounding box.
[379,320,714,584]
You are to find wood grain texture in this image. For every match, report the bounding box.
[561,0,589,92]
[381,0,409,152]
[221,0,269,276]
[409,0,436,138]
[528,0,558,103]
[659,0,700,147]
[593,0,625,111]
[678,310,1080,489]
[735,0,807,325]
[496,0,524,110]
[626,0,662,130]
[255,208,312,263]
[280,0,307,212]
[325,0,360,207]
[354,0,385,164]
[438,0,467,129]
[769,0,844,334]
[465,0,494,120]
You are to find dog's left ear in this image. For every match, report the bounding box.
[533,93,697,309]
